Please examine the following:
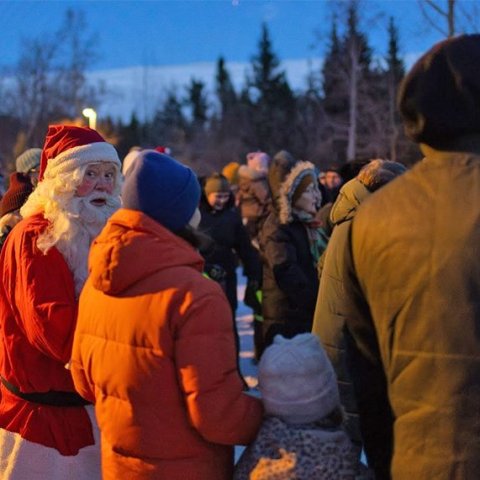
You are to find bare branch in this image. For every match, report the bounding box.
[424,0,448,18]
[417,0,449,37]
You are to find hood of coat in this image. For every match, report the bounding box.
[267,150,297,211]
[278,161,318,225]
[87,208,204,295]
[329,178,371,226]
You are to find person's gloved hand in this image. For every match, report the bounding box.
[244,279,262,314]
[203,263,227,292]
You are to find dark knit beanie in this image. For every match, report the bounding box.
[398,34,480,148]
[204,173,230,196]
[0,172,33,217]
[122,150,201,232]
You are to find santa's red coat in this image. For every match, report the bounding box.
[0,214,93,455]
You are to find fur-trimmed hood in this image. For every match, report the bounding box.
[278,161,318,224]
[268,150,297,211]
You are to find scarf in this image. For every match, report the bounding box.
[292,208,329,267]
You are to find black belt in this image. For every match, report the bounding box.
[0,376,91,407]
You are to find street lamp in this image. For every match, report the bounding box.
[82,108,97,130]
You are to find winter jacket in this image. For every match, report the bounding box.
[71,209,263,480]
[340,142,480,479]
[234,416,371,480]
[259,215,319,349]
[237,165,271,242]
[258,161,322,354]
[199,199,261,312]
[312,178,370,447]
[0,214,93,456]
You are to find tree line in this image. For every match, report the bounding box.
[0,0,477,174]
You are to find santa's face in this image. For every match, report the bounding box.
[76,162,117,204]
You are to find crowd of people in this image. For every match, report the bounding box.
[0,34,478,480]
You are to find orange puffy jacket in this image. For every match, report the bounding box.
[71,209,263,480]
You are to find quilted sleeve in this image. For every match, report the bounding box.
[175,287,263,446]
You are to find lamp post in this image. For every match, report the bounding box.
[82,108,97,130]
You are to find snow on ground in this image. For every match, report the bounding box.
[236,278,258,390]
[235,269,258,463]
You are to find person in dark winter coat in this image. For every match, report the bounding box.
[312,159,406,453]
[330,35,480,480]
[234,334,372,480]
[258,159,326,355]
[199,172,262,315]
[319,166,343,203]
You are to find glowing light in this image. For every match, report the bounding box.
[82,108,97,130]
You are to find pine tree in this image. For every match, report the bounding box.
[185,78,208,130]
[320,0,373,162]
[322,15,348,115]
[386,16,405,160]
[248,23,296,152]
[215,56,237,118]
[150,89,187,148]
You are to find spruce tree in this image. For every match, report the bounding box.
[215,56,237,118]
[248,23,296,153]
[150,88,187,149]
[386,16,405,160]
[185,78,208,131]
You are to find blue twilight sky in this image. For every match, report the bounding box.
[2,0,477,121]
[0,0,459,71]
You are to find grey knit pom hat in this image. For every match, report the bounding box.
[259,333,340,424]
[15,148,42,174]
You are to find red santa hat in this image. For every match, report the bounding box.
[39,125,121,181]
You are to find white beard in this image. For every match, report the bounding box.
[47,192,121,298]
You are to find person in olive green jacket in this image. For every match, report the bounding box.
[328,34,480,480]
[312,159,406,454]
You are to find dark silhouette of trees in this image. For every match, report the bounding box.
[246,23,296,153]
[3,4,445,173]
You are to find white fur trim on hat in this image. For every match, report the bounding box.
[278,161,317,224]
[259,333,340,424]
[43,142,121,179]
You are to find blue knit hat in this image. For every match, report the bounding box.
[15,148,42,174]
[122,150,201,231]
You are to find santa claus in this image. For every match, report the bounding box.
[0,125,122,479]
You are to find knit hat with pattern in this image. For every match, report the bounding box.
[259,334,340,424]
[15,148,42,174]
